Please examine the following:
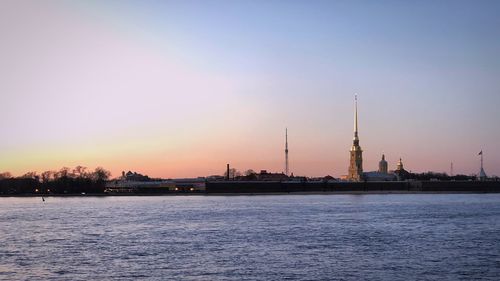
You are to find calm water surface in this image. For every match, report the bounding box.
[1,194,499,280]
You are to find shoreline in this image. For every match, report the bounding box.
[2,190,500,198]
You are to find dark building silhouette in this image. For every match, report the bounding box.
[122,171,150,181]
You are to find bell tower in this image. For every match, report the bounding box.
[379,154,388,174]
[348,95,363,181]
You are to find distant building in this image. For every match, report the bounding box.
[122,171,150,182]
[323,175,336,182]
[348,95,363,181]
[106,177,205,193]
[479,169,487,180]
[363,171,396,182]
[393,158,411,181]
[256,170,289,181]
[206,175,226,181]
[378,154,388,174]
[363,155,396,181]
[233,170,289,181]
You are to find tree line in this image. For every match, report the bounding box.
[0,166,111,195]
[408,172,478,181]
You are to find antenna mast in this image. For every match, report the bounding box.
[285,128,289,176]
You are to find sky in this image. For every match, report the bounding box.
[1,0,499,178]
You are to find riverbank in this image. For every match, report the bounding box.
[205,180,500,193]
[2,189,500,197]
[2,180,499,197]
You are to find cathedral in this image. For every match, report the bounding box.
[348,95,363,181]
[346,95,408,182]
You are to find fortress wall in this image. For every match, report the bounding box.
[206,181,500,193]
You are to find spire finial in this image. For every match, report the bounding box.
[353,94,359,141]
[355,94,358,134]
[285,127,288,150]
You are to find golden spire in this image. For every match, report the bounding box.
[348,94,363,181]
[354,94,359,141]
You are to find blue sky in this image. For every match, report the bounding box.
[1,0,499,177]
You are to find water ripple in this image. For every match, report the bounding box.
[0,194,499,280]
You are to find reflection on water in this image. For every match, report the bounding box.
[1,194,500,280]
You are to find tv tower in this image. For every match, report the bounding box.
[285,128,289,176]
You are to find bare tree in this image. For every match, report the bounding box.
[91,167,111,182]
[224,168,241,179]
[0,172,12,180]
[244,169,256,176]
[20,171,38,180]
[73,166,88,178]
[41,171,55,183]
[56,167,72,179]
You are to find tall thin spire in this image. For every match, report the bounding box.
[354,94,359,140]
[285,128,289,176]
[348,94,363,181]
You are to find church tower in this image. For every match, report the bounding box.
[379,154,388,174]
[348,95,363,181]
[396,158,404,171]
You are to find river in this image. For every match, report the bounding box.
[1,194,499,280]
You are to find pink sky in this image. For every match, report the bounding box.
[1,1,499,178]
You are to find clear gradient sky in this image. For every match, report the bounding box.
[1,0,499,178]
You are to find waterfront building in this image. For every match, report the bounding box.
[323,175,336,182]
[234,170,293,181]
[122,171,150,181]
[363,155,396,181]
[348,95,363,181]
[378,154,388,174]
[393,158,411,181]
[363,171,396,182]
[256,170,289,181]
